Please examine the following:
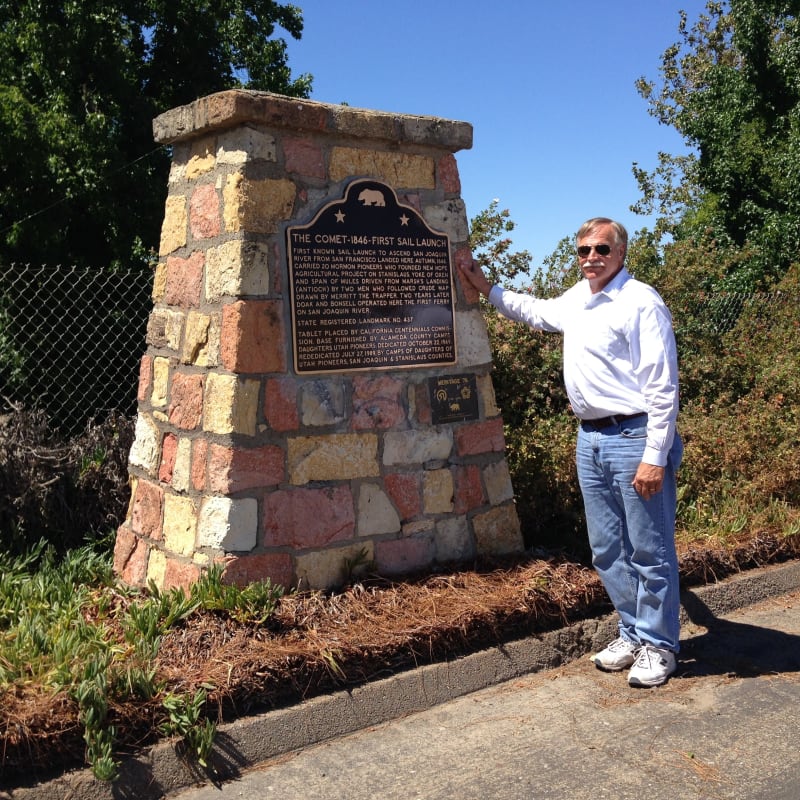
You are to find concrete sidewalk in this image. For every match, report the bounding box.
[10,560,800,800]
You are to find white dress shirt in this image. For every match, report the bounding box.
[487,267,679,466]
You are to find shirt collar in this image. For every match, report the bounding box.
[601,265,631,297]
[582,266,631,305]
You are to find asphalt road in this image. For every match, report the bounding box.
[170,583,800,800]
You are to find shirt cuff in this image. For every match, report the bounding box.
[642,445,668,467]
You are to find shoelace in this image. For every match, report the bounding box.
[633,645,662,668]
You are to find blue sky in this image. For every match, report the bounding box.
[285,1,708,271]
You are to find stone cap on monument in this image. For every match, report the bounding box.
[152,89,474,152]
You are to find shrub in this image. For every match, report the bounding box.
[676,263,800,539]
[504,415,589,559]
[0,407,134,556]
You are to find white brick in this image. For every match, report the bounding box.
[197,496,258,551]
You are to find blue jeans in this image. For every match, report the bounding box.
[576,417,683,652]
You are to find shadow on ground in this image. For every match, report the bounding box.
[678,589,800,678]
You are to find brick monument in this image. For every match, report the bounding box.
[114,90,522,592]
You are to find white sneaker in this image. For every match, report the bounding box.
[590,637,638,671]
[628,644,676,687]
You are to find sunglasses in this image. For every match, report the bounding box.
[577,244,612,257]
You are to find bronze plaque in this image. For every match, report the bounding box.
[429,374,479,424]
[286,179,456,374]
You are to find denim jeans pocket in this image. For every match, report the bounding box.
[620,423,647,439]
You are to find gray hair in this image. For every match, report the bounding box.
[576,217,628,252]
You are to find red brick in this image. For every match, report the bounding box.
[264,377,299,431]
[221,553,294,590]
[114,525,150,586]
[351,375,405,430]
[399,192,421,212]
[137,355,153,403]
[221,300,286,373]
[168,372,204,430]
[438,153,461,194]
[455,418,506,456]
[130,479,164,539]
[162,557,202,595]
[208,444,285,492]
[455,247,480,305]
[454,464,485,514]
[375,535,435,576]
[384,472,422,521]
[189,183,221,239]
[271,242,282,292]
[165,251,204,307]
[263,486,354,548]
[284,136,325,179]
[413,382,432,425]
[159,433,178,484]
[191,438,208,491]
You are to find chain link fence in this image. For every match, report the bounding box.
[0,263,795,438]
[1,263,153,436]
[672,289,788,338]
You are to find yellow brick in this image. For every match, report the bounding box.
[483,461,515,505]
[162,494,197,557]
[146,549,167,591]
[182,311,220,367]
[172,437,192,493]
[223,174,295,234]
[217,127,276,164]
[185,138,217,180]
[203,372,260,436]
[151,357,169,407]
[206,240,270,300]
[152,262,167,302]
[197,496,257,551]
[159,195,187,256]
[423,469,454,514]
[455,310,493,367]
[477,374,500,417]
[165,310,184,351]
[128,413,161,476]
[288,434,379,485]
[472,504,523,556]
[329,147,435,188]
[295,542,375,592]
[123,476,138,521]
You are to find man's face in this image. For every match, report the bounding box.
[577,223,626,293]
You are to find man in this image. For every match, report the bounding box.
[458,217,682,687]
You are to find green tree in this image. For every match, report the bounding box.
[0,0,312,270]
[634,0,800,289]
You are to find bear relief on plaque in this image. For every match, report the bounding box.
[286,179,457,374]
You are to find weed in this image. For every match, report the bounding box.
[320,648,346,681]
[73,655,118,781]
[122,583,199,644]
[159,689,216,768]
[343,547,373,582]
[190,563,284,625]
